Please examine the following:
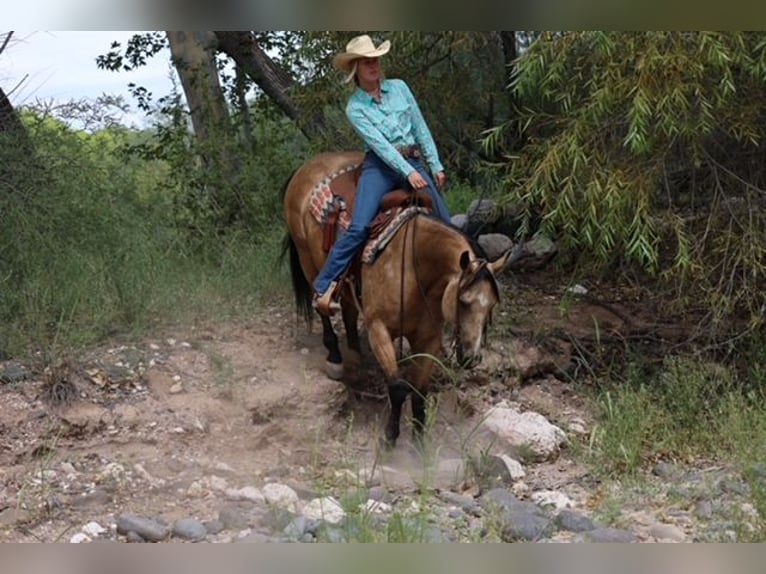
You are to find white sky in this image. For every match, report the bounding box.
[1,31,176,128]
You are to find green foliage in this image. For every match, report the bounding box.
[0,108,289,358]
[488,31,766,333]
[587,350,766,477]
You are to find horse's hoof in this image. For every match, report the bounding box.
[324,360,344,381]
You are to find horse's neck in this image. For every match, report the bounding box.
[412,218,472,324]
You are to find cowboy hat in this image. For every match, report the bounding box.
[332,35,391,73]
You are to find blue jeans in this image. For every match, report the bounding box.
[314,151,452,296]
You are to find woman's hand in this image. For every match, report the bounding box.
[407,171,429,190]
[434,171,446,191]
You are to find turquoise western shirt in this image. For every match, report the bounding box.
[345,78,444,179]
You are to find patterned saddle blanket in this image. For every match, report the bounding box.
[308,164,432,264]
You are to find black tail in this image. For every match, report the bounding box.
[280,233,314,324]
[279,168,314,325]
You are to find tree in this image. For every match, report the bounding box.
[0,32,30,141]
[488,31,766,340]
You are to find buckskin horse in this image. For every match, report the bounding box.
[281,151,512,447]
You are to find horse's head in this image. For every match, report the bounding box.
[450,249,512,368]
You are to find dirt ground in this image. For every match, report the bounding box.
[0,270,660,542]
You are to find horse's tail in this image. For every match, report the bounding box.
[280,233,314,324]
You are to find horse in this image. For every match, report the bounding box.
[281,151,512,447]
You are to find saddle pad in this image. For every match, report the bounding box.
[308,164,359,230]
[361,206,431,264]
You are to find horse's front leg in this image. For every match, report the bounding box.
[366,319,406,448]
[320,314,344,380]
[341,295,362,372]
[407,334,442,443]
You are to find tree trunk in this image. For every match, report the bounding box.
[166,31,231,147]
[166,30,240,215]
[214,31,331,141]
[235,64,255,152]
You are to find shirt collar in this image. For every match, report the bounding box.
[355,80,389,104]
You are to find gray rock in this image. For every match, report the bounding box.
[203,519,225,535]
[480,488,522,511]
[284,515,307,540]
[581,527,637,543]
[499,509,552,542]
[125,531,146,543]
[451,214,468,230]
[0,363,27,383]
[218,506,249,530]
[438,491,481,516]
[556,510,598,532]
[173,517,207,541]
[116,513,170,542]
[693,500,713,519]
[477,233,514,262]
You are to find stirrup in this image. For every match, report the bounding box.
[312,282,341,316]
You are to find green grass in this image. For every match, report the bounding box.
[0,124,291,359]
[582,347,766,540]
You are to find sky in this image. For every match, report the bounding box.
[1,31,177,128]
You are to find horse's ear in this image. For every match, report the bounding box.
[459,251,471,271]
[489,248,513,275]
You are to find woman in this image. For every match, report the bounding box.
[313,34,452,316]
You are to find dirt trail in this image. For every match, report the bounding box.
[3,275,704,543]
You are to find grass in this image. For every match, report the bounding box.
[580,345,766,540]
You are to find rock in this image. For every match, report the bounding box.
[649,523,686,542]
[0,363,27,383]
[70,489,111,508]
[499,509,552,542]
[531,490,573,510]
[203,519,225,535]
[555,510,597,533]
[262,483,300,512]
[693,500,713,519]
[173,518,207,541]
[302,496,345,525]
[125,531,146,543]
[284,515,307,540]
[451,214,468,230]
[218,506,249,530]
[82,521,107,538]
[225,486,265,504]
[116,513,170,542]
[70,533,91,543]
[497,454,526,480]
[480,488,522,512]
[477,233,514,261]
[481,405,567,461]
[360,499,392,514]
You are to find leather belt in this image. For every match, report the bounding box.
[396,144,421,159]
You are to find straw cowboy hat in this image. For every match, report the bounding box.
[332,35,391,76]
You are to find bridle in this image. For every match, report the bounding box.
[447,258,498,362]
